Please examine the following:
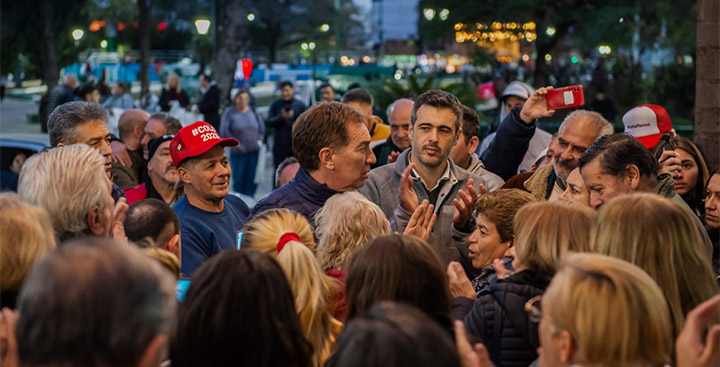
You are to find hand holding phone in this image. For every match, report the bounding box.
[546,85,585,110]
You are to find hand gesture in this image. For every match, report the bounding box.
[447,262,476,299]
[111,140,132,167]
[658,150,681,179]
[0,308,19,367]
[112,197,129,242]
[493,258,513,279]
[453,179,485,229]
[454,320,493,367]
[281,108,294,120]
[388,151,400,164]
[399,162,419,213]
[519,86,556,124]
[676,295,720,367]
[404,200,436,242]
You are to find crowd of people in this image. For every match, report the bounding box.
[1,75,719,367]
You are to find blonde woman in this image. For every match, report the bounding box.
[591,193,718,336]
[243,209,341,367]
[537,253,673,366]
[315,192,391,272]
[461,201,595,367]
[0,193,57,308]
[159,73,188,111]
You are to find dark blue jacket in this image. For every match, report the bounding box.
[481,107,537,181]
[463,269,552,367]
[174,194,250,276]
[250,168,338,227]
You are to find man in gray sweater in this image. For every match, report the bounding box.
[358,90,485,267]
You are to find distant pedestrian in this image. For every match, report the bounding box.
[267,81,306,168]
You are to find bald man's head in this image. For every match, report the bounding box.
[118,109,150,150]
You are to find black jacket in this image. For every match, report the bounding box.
[463,269,552,367]
[267,98,306,166]
[197,84,220,129]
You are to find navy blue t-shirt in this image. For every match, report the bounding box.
[174,194,250,276]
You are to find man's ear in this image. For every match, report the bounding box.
[137,334,168,367]
[166,233,180,257]
[134,125,144,139]
[467,136,480,155]
[625,164,641,190]
[318,147,335,170]
[57,142,66,147]
[177,166,191,184]
[86,206,106,236]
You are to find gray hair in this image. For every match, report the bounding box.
[558,110,614,142]
[149,113,183,135]
[16,237,176,366]
[48,101,107,147]
[275,156,299,188]
[63,73,77,84]
[18,144,110,242]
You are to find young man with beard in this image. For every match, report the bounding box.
[170,121,250,275]
[124,135,183,205]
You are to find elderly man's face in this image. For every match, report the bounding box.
[179,145,231,202]
[553,118,599,183]
[71,120,112,174]
[141,119,168,159]
[148,141,179,185]
[330,122,376,191]
[389,102,413,150]
[580,159,634,209]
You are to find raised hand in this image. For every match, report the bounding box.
[676,295,720,367]
[399,162,419,213]
[404,199,437,242]
[519,86,556,124]
[447,261,476,299]
[453,179,485,229]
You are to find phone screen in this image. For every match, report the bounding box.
[176,279,191,302]
[237,231,244,250]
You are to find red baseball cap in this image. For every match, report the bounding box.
[622,104,672,149]
[170,121,238,167]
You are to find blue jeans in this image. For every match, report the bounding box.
[229,151,259,197]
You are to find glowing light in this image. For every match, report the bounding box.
[394,71,402,80]
[100,40,108,49]
[89,20,106,32]
[362,55,371,63]
[598,45,612,55]
[301,43,308,50]
[619,17,624,23]
[546,27,556,36]
[157,22,168,32]
[117,22,126,31]
[194,19,211,35]
[71,29,84,41]
[522,54,530,62]
[308,42,316,50]
[321,24,330,32]
[571,56,579,63]
[544,54,552,61]
[423,8,436,21]
[439,9,449,21]
[247,13,255,21]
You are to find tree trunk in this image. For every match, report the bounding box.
[38,0,58,91]
[211,0,247,104]
[695,0,720,169]
[138,0,151,96]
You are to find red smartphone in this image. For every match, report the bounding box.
[546,85,585,110]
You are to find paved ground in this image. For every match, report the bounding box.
[0,96,274,205]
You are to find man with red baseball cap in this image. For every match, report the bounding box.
[170,121,250,275]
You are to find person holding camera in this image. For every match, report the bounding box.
[268,81,307,169]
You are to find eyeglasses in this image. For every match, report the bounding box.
[525,295,543,323]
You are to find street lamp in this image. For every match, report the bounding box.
[194,19,211,35]
[598,45,612,55]
[247,13,255,22]
[423,8,435,21]
[71,29,85,41]
[546,27,556,36]
[439,9,449,21]
[100,40,108,49]
[308,42,316,50]
[321,24,329,32]
[301,43,309,50]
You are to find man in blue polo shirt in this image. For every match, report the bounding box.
[171,121,250,275]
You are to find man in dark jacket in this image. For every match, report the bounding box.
[195,73,220,130]
[250,102,376,226]
[44,74,78,132]
[267,81,306,168]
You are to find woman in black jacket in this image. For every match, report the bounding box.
[459,201,595,367]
